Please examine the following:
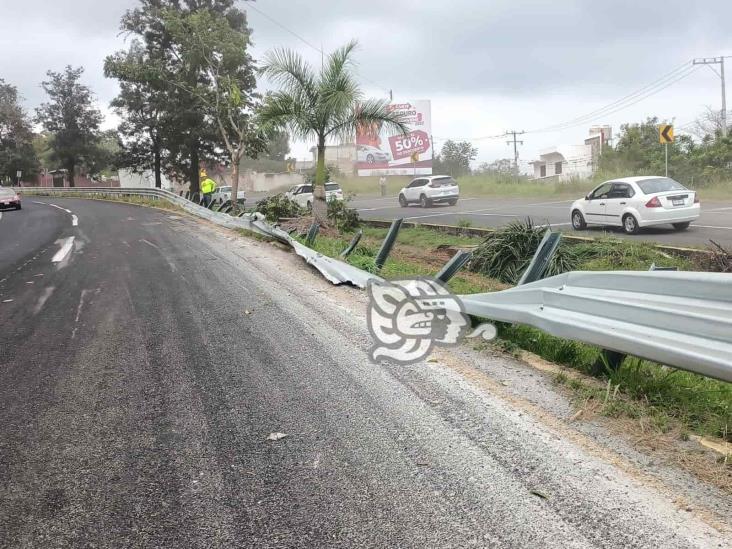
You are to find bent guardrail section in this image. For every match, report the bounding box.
[18,187,732,382]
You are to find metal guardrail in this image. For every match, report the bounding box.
[452,271,732,382]
[20,187,732,382]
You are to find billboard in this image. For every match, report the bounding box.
[356,100,432,176]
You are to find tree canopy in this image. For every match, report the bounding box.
[0,79,38,183]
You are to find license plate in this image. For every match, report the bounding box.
[672,199,684,206]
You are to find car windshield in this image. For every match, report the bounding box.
[431,177,456,187]
[637,178,686,194]
[0,188,15,197]
[325,183,341,191]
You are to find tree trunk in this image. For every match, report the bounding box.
[67,159,75,188]
[153,146,162,189]
[313,137,328,224]
[189,146,200,195]
[230,152,240,214]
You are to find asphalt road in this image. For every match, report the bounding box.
[351,195,732,248]
[0,199,728,548]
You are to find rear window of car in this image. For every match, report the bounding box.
[301,185,313,193]
[637,178,686,194]
[0,188,15,197]
[432,177,457,187]
[325,183,341,191]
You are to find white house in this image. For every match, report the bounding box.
[531,126,611,182]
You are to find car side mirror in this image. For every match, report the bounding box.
[585,194,591,201]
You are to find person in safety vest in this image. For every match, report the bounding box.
[200,169,217,207]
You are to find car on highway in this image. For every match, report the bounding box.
[0,187,21,210]
[211,185,246,205]
[398,175,460,208]
[285,182,344,209]
[570,176,700,234]
[357,144,390,164]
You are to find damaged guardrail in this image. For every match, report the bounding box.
[19,186,732,382]
[17,186,381,289]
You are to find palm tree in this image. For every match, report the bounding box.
[259,40,408,224]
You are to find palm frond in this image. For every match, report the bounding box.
[327,98,409,143]
[258,92,317,141]
[261,48,317,103]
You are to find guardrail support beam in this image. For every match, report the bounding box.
[375,218,403,271]
[435,250,473,283]
[305,223,320,246]
[340,230,363,258]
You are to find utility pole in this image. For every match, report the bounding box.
[505,131,525,174]
[693,56,728,137]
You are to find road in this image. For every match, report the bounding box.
[1,199,729,548]
[350,195,732,248]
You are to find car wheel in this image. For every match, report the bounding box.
[571,210,586,230]
[672,222,690,231]
[398,194,407,207]
[366,154,375,164]
[420,194,430,208]
[622,214,640,234]
[16,204,21,210]
[448,199,458,206]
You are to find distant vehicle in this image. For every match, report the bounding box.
[398,175,459,208]
[570,176,700,234]
[0,187,21,210]
[286,182,344,209]
[211,185,246,205]
[357,144,390,164]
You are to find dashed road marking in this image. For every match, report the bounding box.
[52,237,75,263]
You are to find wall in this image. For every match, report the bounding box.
[244,171,305,192]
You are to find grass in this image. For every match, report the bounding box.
[339,173,732,201]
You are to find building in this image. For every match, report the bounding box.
[309,143,356,175]
[531,126,611,182]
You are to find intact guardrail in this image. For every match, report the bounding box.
[19,186,732,382]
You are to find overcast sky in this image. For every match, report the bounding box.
[2,0,731,168]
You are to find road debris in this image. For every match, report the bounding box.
[266,432,288,441]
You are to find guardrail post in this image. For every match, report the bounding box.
[435,250,473,283]
[339,230,363,258]
[305,223,320,246]
[222,204,233,214]
[375,218,403,271]
[518,229,562,285]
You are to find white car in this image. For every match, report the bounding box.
[357,144,390,164]
[286,182,344,209]
[211,185,246,205]
[570,176,700,234]
[398,175,459,208]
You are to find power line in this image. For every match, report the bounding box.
[529,63,698,133]
[246,2,391,96]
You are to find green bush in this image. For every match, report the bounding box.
[470,219,583,284]
[327,198,360,232]
[254,193,305,222]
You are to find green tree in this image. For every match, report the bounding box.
[105,40,168,188]
[264,130,290,162]
[0,79,39,184]
[439,140,478,177]
[163,8,264,210]
[259,41,408,223]
[118,0,243,193]
[35,66,102,187]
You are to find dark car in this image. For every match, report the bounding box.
[0,187,21,210]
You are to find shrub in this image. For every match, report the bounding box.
[470,219,582,284]
[254,193,304,222]
[327,198,360,232]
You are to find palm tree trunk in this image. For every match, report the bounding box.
[313,137,328,224]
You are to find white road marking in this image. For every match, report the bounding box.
[691,224,732,231]
[33,201,79,227]
[0,212,3,221]
[33,286,55,315]
[52,237,75,263]
[71,289,91,339]
[140,239,159,249]
[71,215,78,226]
[704,206,732,212]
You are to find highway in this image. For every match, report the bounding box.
[350,195,732,248]
[0,199,729,548]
